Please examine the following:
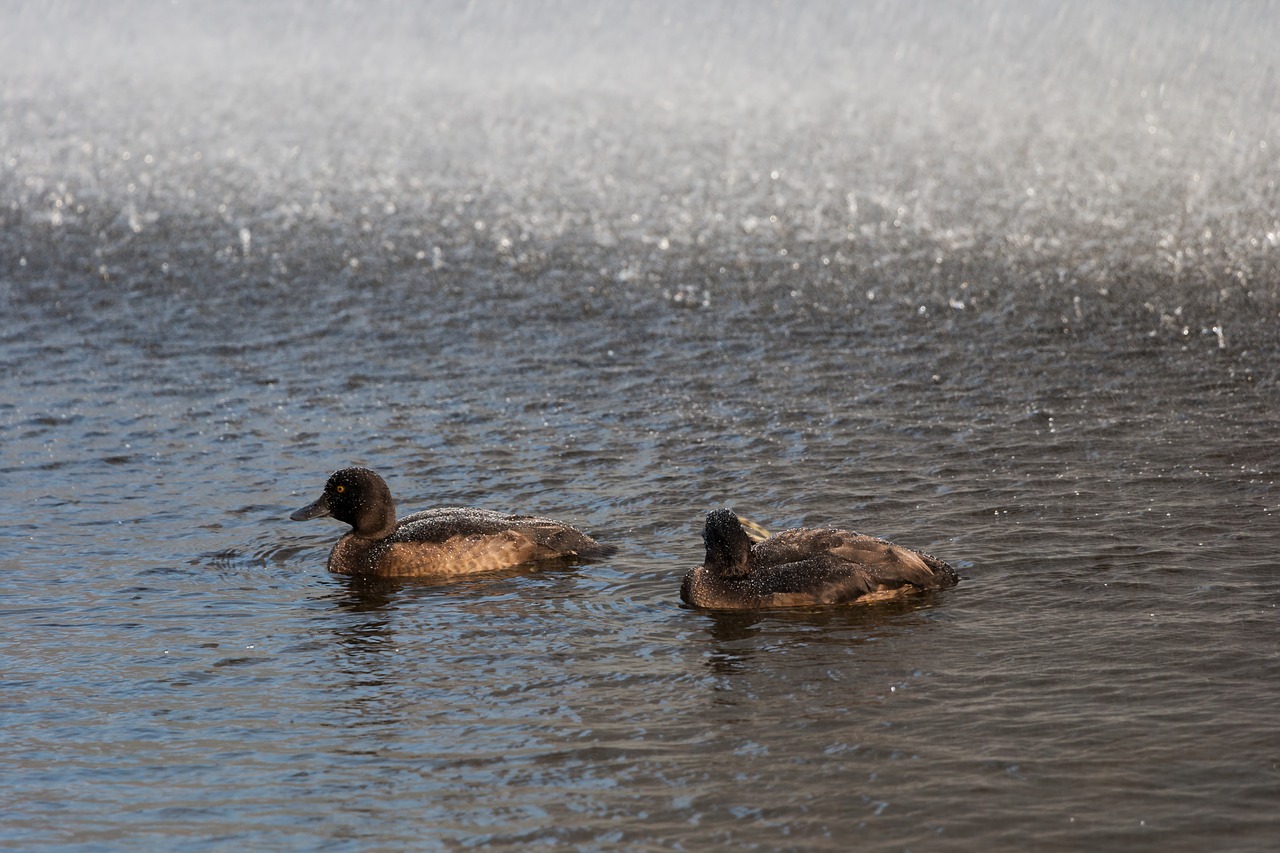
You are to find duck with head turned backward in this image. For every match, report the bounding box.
[681,508,958,610]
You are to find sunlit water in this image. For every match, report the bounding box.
[2,2,1279,850]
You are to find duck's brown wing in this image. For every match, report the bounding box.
[750,527,852,567]
[754,528,957,589]
[392,507,520,542]
[749,555,882,605]
[394,507,615,559]
[828,535,958,589]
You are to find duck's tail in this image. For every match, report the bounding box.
[574,539,620,559]
[913,547,961,588]
[541,526,618,560]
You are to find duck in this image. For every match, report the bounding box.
[680,508,959,609]
[289,467,616,577]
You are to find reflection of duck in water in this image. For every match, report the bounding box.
[681,508,959,610]
[290,467,616,577]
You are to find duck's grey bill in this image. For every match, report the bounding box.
[290,496,331,521]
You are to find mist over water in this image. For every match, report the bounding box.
[6,0,1279,344]
[2,2,1279,850]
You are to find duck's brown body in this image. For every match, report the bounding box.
[291,468,615,577]
[681,509,958,609]
[326,506,613,576]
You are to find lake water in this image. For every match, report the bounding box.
[2,2,1278,850]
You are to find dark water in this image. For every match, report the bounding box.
[3,2,1279,849]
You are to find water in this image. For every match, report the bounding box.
[3,1,1279,849]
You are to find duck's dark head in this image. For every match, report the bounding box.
[701,508,754,577]
[290,467,398,539]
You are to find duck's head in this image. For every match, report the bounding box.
[701,508,754,577]
[290,467,398,538]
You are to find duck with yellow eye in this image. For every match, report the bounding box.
[680,508,959,609]
[290,467,616,577]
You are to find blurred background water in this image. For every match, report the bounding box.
[1,1,1278,849]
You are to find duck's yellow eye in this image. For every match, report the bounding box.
[335,485,345,493]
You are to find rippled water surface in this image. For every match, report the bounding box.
[3,2,1279,850]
